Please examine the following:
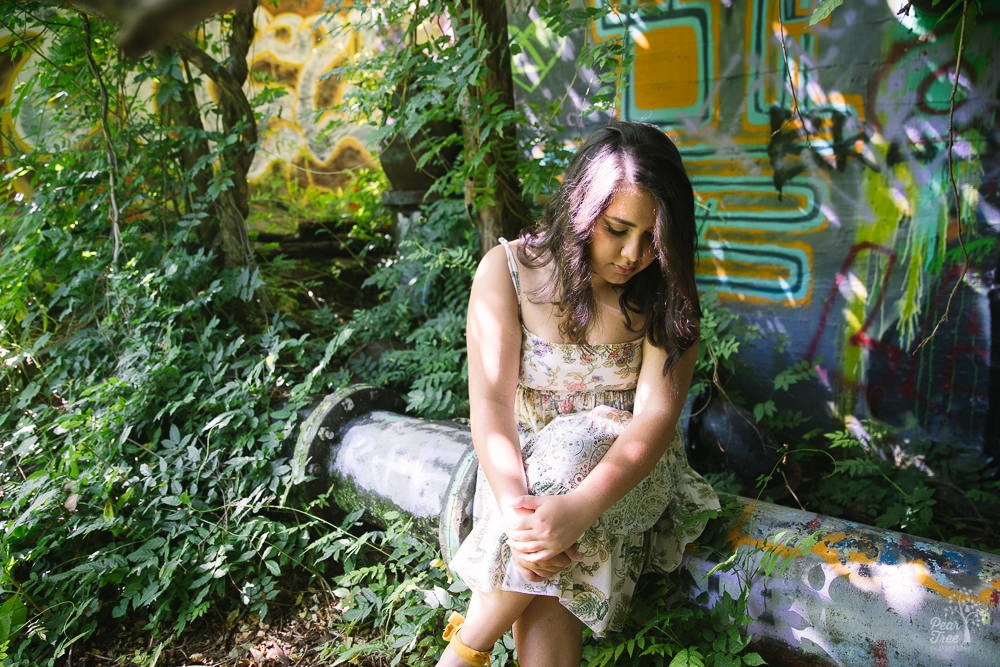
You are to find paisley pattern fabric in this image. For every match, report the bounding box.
[449,240,720,635]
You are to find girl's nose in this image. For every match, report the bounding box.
[622,236,642,262]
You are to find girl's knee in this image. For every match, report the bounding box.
[513,597,582,667]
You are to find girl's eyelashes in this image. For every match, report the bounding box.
[602,220,654,248]
[603,220,627,236]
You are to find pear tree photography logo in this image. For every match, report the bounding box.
[928,588,990,646]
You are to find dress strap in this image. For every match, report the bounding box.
[497,237,522,314]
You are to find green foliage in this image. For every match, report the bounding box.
[321,199,478,418]
[328,0,497,206]
[327,0,634,212]
[0,594,27,662]
[768,417,1000,550]
[808,0,846,26]
[0,8,336,665]
[314,0,640,415]
[813,422,939,536]
[309,511,491,666]
[746,530,820,581]
[249,166,397,324]
[304,508,764,667]
[693,296,813,438]
[692,296,751,399]
[580,568,764,666]
[630,526,821,667]
[697,294,997,549]
[249,166,394,243]
[307,0,641,416]
[0,173,336,664]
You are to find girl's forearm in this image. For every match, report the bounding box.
[570,416,672,523]
[470,404,529,505]
[568,342,697,521]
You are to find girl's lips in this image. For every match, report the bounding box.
[613,264,636,276]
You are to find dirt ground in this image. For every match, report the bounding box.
[64,590,392,667]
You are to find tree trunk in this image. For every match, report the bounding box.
[157,54,212,223]
[172,1,258,269]
[457,0,529,257]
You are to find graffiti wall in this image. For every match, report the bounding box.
[0,1,996,465]
[573,0,998,466]
[0,1,375,196]
[243,1,374,191]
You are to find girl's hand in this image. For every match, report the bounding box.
[503,493,594,563]
[499,497,580,581]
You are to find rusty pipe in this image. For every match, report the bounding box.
[291,385,1000,666]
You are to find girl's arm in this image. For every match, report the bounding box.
[467,246,581,580]
[466,245,530,513]
[506,339,699,562]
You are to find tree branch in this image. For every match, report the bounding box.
[52,0,243,57]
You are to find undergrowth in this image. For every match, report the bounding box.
[0,12,346,663]
[298,508,766,667]
[795,420,1000,550]
[690,294,1000,553]
[0,152,345,663]
[318,198,479,419]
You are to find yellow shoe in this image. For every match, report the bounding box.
[442,611,492,666]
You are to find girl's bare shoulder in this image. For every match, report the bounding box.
[471,243,519,313]
[474,242,513,278]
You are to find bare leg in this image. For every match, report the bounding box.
[512,595,582,667]
[435,589,535,666]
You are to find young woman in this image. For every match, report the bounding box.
[439,121,719,666]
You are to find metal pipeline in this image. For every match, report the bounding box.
[291,385,1000,667]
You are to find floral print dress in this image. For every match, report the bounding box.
[449,239,719,636]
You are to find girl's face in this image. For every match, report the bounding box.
[588,184,658,288]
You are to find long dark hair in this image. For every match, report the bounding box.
[518,121,701,373]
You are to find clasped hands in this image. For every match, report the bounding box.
[502,492,593,583]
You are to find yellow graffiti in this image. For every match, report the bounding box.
[633,25,702,111]
[248,6,374,191]
[727,502,999,609]
[0,8,374,199]
[0,32,41,196]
